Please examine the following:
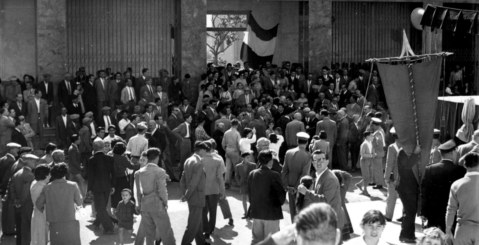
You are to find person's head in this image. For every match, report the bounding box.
[113,142,126,155]
[359,210,386,241]
[417,227,446,245]
[256,137,270,152]
[185,114,193,124]
[121,188,132,203]
[97,127,106,138]
[464,152,479,170]
[51,149,65,163]
[312,150,329,174]
[363,131,374,141]
[50,163,69,180]
[34,164,51,182]
[45,143,57,155]
[138,151,148,167]
[146,148,161,164]
[257,149,274,168]
[93,139,105,153]
[438,140,458,161]
[231,119,239,129]
[242,127,253,138]
[194,141,210,157]
[16,93,23,102]
[295,203,340,245]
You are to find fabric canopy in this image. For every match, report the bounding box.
[377,57,443,178]
[240,13,278,68]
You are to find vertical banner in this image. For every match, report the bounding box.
[240,13,278,68]
[377,57,443,177]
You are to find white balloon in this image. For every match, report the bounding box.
[411,8,425,30]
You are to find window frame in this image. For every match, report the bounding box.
[206,10,249,32]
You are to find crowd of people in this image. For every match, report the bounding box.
[0,60,477,245]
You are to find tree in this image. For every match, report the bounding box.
[207,14,247,66]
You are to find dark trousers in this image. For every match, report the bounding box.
[181,205,204,245]
[218,197,232,219]
[397,190,418,239]
[349,141,360,168]
[203,194,219,235]
[93,191,113,232]
[336,144,349,170]
[288,191,297,223]
[162,150,178,181]
[15,204,32,245]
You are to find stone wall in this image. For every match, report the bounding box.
[0,0,37,80]
[309,0,332,74]
[36,0,66,81]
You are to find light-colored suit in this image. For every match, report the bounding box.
[305,169,344,229]
[285,120,306,148]
[120,86,136,105]
[26,98,48,136]
[446,173,479,245]
[180,154,206,245]
[384,142,399,219]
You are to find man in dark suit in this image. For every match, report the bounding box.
[147,118,178,182]
[81,77,97,116]
[97,106,117,130]
[248,149,286,244]
[298,150,344,230]
[421,140,465,231]
[173,114,194,177]
[282,133,311,222]
[167,107,184,132]
[58,73,76,108]
[303,110,318,138]
[87,139,116,234]
[55,107,76,149]
[10,93,27,118]
[0,108,15,155]
[0,143,21,192]
[180,141,208,245]
[11,124,28,147]
[135,68,149,99]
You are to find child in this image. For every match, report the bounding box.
[115,188,137,245]
[234,151,257,219]
[296,175,315,212]
[356,130,376,196]
[345,210,387,245]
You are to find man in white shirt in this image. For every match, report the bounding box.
[126,122,148,164]
[103,125,122,152]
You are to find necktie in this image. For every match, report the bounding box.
[64,116,67,127]
[107,116,111,128]
[128,87,134,101]
[185,123,190,138]
[66,82,71,94]
[148,85,153,94]
[101,79,105,90]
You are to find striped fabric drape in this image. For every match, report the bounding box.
[66,0,176,75]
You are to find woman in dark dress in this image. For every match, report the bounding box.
[111,142,139,209]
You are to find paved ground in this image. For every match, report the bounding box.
[0,173,425,244]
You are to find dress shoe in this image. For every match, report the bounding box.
[368,183,376,186]
[399,237,416,243]
[396,217,403,222]
[228,218,234,226]
[385,217,392,222]
[373,185,384,189]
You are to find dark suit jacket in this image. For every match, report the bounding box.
[37,82,54,104]
[148,127,169,152]
[87,152,116,192]
[249,118,267,139]
[303,117,318,137]
[248,166,286,220]
[285,120,306,147]
[94,78,110,102]
[67,144,82,175]
[10,101,27,118]
[81,81,97,112]
[55,115,76,148]
[11,128,27,147]
[97,115,118,129]
[78,125,92,153]
[421,159,466,221]
[0,154,16,194]
[167,114,183,132]
[316,118,337,146]
[58,80,76,107]
[124,123,137,142]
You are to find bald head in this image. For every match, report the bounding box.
[294,112,302,120]
[93,139,105,152]
[52,150,65,163]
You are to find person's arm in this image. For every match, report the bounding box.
[134,172,141,210]
[221,133,227,151]
[73,182,83,206]
[272,173,286,205]
[217,160,226,197]
[36,187,47,212]
[86,158,94,192]
[301,157,311,179]
[281,153,290,187]
[183,161,202,201]
[445,186,458,236]
[384,146,396,181]
[156,170,168,208]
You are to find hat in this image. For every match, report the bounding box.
[6,143,21,149]
[371,118,382,125]
[297,132,310,140]
[389,127,396,134]
[85,111,94,118]
[438,139,456,151]
[102,106,111,111]
[433,129,441,135]
[23,153,39,160]
[82,117,91,124]
[137,122,147,130]
[70,114,80,120]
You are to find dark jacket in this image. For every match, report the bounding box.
[248,165,286,220]
[87,152,116,192]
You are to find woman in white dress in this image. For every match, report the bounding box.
[30,164,51,245]
[239,127,257,154]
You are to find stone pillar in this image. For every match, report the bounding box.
[309,0,332,74]
[36,0,67,81]
[180,0,206,104]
